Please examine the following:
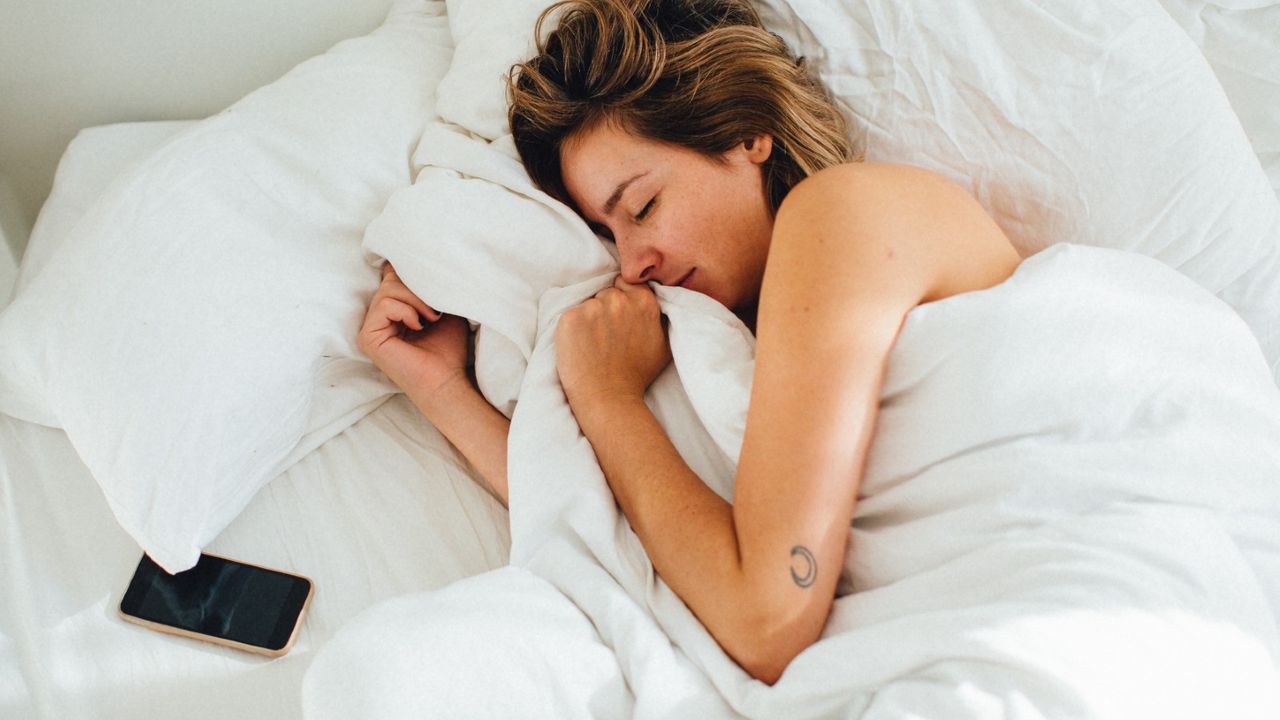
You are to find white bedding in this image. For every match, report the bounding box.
[4,0,1280,717]
[0,127,509,720]
[1156,0,1280,195]
[304,0,1280,717]
[309,242,1280,719]
[511,243,1280,719]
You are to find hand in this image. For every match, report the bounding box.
[555,275,672,414]
[357,262,470,400]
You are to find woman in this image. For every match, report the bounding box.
[357,0,1022,685]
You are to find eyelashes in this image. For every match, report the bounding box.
[635,197,656,221]
[589,195,656,241]
[635,198,656,220]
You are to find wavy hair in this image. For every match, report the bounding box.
[507,0,854,215]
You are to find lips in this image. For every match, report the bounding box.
[675,268,695,288]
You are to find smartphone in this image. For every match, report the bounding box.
[118,552,314,657]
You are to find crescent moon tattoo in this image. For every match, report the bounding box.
[789,545,816,588]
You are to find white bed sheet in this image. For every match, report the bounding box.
[1,393,509,719]
[1,123,510,720]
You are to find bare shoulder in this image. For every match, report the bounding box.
[778,162,977,221]
[770,162,1022,307]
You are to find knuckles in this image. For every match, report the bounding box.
[558,283,663,342]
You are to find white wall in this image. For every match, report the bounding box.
[0,172,23,307]
[0,0,395,263]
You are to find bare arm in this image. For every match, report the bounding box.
[357,262,510,506]
[567,163,1018,683]
[406,372,510,506]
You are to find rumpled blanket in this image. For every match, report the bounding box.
[347,120,1280,718]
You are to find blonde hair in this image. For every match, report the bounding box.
[507,0,854,214]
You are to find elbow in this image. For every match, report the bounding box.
[726,607,820,686]
[738,647,792,687]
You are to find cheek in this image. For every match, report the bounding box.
[649,208,697,258]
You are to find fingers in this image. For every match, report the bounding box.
[601,274,658,301]
[373,296,425,332]
[378,263,442,323]
[358,295,421,357]
[611,275,661,315]
[613,274,649,293]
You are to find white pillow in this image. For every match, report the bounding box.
[436,0,553,141]
[1155,0,1280,196]
[755,0,1280,382]
[430,0,1280,384]
[0,0,454,573]
[15,121,195,296]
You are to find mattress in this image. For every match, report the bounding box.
[1,124,510,720]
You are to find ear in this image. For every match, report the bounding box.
[742,133,773,164]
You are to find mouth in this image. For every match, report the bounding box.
[675,268,696,288]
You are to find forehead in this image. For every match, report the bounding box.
[560,122,686,213]
[561,122,653,188]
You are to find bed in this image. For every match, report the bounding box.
[2,0,1279,718]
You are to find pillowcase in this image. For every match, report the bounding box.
[428,0,1280,384]
[0,0,454,574]
[755,0,1280,382]
[15,121,194,296]
[1155,0,1280,196]
[435,0,553,141]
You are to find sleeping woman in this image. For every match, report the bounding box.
[357,0,1022,685]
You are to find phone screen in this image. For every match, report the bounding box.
[120,553,312,651]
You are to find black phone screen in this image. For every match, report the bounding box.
[120,553,311,651]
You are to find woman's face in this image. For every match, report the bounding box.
[560,121,776,313]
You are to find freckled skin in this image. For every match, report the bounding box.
[560,123,777,320]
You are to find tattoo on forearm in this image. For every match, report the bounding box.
[789,545,816,588]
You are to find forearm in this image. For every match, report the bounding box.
[575,397,769,665]
[405,373,510,506]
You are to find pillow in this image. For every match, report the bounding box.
[435,0,553,141]
[15,121,195,296]
[0,0,454,574]
[428,0,1280,384]
[1155,0,1280,196]
[754,0,1280,382]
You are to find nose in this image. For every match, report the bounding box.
[617,235,662,285]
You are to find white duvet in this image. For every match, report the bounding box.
[324,133,1280,717]
[514,242,1280,719]
[306,0,1280,716]
[321,166,1280,717]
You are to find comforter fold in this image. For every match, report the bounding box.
[363,118,1280,718]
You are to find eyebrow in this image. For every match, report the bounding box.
[601,172,649,216]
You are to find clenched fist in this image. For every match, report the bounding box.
[555,275,672,414]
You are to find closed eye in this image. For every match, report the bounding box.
[635,197,656,221]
